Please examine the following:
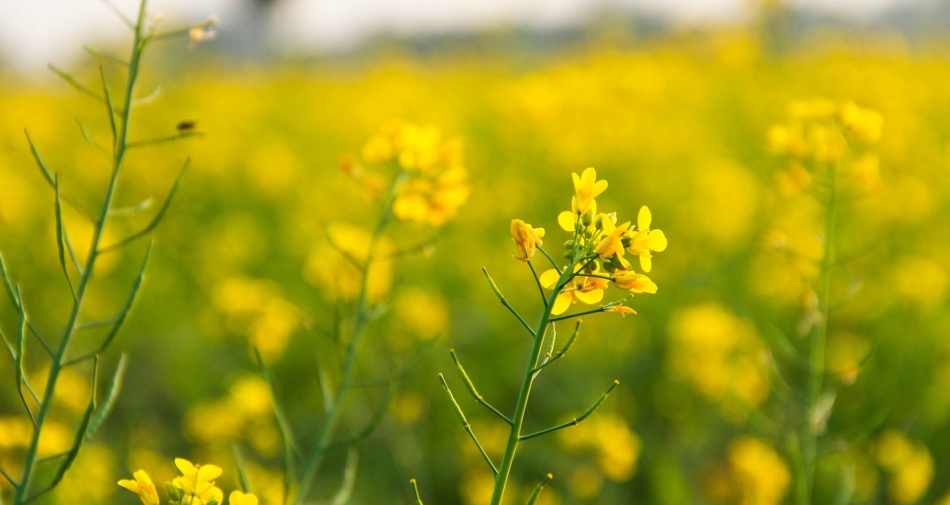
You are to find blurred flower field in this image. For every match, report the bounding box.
[2,17,950,505]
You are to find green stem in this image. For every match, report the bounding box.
[798,162,838,505]
[488,262,576,505]
[293,171,407,504]
[13,2,148,504]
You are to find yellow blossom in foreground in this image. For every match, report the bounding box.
[611,271,657,294]
[173,458,224,505]
[229,490,259,505]
[540,267,608,315]
[118,470,160,505]
[571,167,607,215]
[626,206,667,273]
[594,217,630,261]
[510,219,545,261]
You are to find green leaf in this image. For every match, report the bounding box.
[231,443,251,493]
[100,65,118,145]
[328,449,359,505]
[99,161,188,253]
[83,45,129,66]
[0,253,19,312]
[54,177,77,300]
[48,64,105,104]
[87,354,128,438]
[23,130,55,187]
[96,245,151,354]
[29,359,100,502]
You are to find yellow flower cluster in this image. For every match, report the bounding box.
[768,98,884,192]
[512,167,667,315]
[183,376,280,456]
[667,303,771,412]
[119,459,258,505]
[349,122,470,226]
[876,430,934,505]
[726,437,791,505]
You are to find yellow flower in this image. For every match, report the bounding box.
[510,219,545,261]
[571,167,608,215]
[540,267,608,315]
[626,206,667,273]
[394,124,442,172]
[728,437,790,505]
[594,216,630,261]
[173,458,224,505]
[229,491,259,505]
[118,470,160,505]
[839,101,883,144]
[612,271,657,294]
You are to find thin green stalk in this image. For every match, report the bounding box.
[519,380,618,441]
[488,261,578,505]
[526,473,553,505]
[293,172,407,505]
[798,162,839,505]
[410,479,424,505]
[12,3,149,503]
[439,373,498,475]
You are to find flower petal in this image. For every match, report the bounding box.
[647,229,668,252]
[539,269,561,289]
[551,293,572,315]
[198,464,223,482]
[558,211,576,232]
[118,480,139,493]
[638,205,652,231]
[175,458,195,475]
[576,288,604,305]
[640,254,652,273]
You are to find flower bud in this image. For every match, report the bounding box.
[563,239,575,250]
[582,208,595,227]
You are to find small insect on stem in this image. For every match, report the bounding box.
[176,121,196,133]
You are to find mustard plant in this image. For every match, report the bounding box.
[255,123,469,504]
[766,98,884,504]
[0,2,214,504]
[432,167,666,504]
[118,457,257,505]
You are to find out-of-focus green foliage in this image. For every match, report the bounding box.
[2,21,950,505]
